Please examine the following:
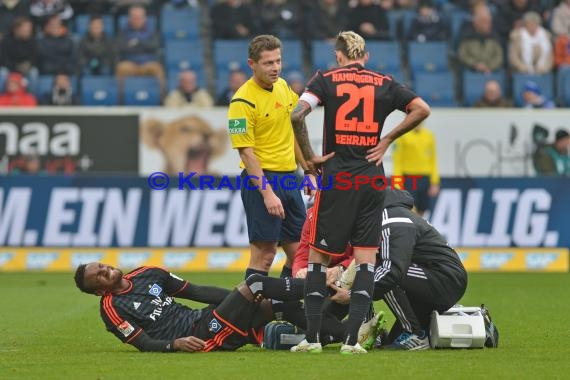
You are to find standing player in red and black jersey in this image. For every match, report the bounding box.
[290,31,431,354]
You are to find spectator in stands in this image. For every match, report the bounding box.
[0,17,38,79]
[521,80,554,109]
[408,0,448,42]
[286,71,304,96]
[258,0,300,39]
[164,70,213,108]
[554,34,570,68]
[310,0,348,40]
[534,129,570,176]
[496,0,542,43]
[0,0,32,40]
[110,0,155,15]
[37,14,77,75]
[216,69,247,106]
[78,15,115,76]
[509,11,552,74]
[115,5,164,93]
[458,5,503,73]
[211,0,257,39]
[0,72,37,106]
[30,0,74,25]
[347,0,390,40]
[473,79,513,107]
[40,73,79,105]
[551,0,570,37]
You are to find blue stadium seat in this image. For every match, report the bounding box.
[165,40,203,71]
[160,6,199,40]
[80,76,119,106]
[281,40,303,72]
[117,15,157,33]
[367,41,401,73]
[0,70,6,91]
[556,66,570,106]
[311,40,336,71]
[462,70,506,106]
[123,77,161,106]
[167,68,206,92]
[75,14,115,36]
[36,75,78,98]
[401,10,416,39]
[408,41,449,75]
[213,40,249,71]
[450,10,470,49]
[512,73,554,107]
[561,73,570,107]
[413,72,456,107]
[388,69,407,85]
[386,10,400,40]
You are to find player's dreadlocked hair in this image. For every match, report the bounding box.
[74,264,96,294]
[248,34,282,62]
[335,31,367,60]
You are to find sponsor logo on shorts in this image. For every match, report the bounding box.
[148,283,163,297]
[208,318,222,333]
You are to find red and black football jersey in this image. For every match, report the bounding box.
[100,267,202,344]
[306,63,418,174]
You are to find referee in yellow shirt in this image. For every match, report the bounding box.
[228,35,313,279]
[392,123,440,216]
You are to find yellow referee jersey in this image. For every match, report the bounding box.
[392,126,440,185]
[228,77,299,172]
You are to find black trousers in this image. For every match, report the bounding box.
[374,263,467,341]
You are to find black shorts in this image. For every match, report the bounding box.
[310,170,386,255]
[241,170,306,243]
[403,175,430,213]
[192,290,263,352]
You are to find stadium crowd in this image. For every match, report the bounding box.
[0,0,568,107]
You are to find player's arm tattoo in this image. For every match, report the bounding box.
[291,101,315,164]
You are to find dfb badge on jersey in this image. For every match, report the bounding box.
[117,321,135,337]
[148,283,163,297]
[208,318,222,334]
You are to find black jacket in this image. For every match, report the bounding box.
[374,190,467,298]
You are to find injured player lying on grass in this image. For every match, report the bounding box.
[74,263,381,353]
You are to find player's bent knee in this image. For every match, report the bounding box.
[245,274,264,297]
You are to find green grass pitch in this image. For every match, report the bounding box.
[1,272,569,380]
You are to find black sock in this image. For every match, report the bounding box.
[304,263,327,343]
[344,263,375,346]
[275,300,307,329]
[280,265,292,278]
[245,275,304,301]
[244,268,268,280]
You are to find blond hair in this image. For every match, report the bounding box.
[335,31,366,60]
[248,35,282,61]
